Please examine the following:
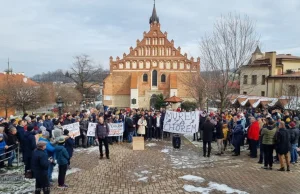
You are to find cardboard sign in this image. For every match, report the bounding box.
[62,122,80,137]
[163,111,200,134]
[87,122,124,137]
[132,137,144,150]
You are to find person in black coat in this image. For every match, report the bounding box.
[63,129,74,168]
[276,121,291,171]
[201,117,215,157]
[6,126,18,168]
[32,141,50,194]
[146,111,154,141]
[215,117,224,155]
[126,114,136,143]
[23,125,36,175]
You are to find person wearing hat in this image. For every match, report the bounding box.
[232,119,244,156]
[39,131,56,183]
[55,136,69,188]
[0,133,9,168]
[63,129,74,169]
[288,121,299,164]
[32,141,50,194]
[23,125,36,175]
[261,118,277,170]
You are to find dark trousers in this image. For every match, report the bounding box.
[223,139,228,151]
[75,136,80,147]
[193,133,199,141]
[146,127,153,139]
[235,144,241,155]
[203,141,211,156]
[35,175,50,194]
[58,164,68,186]
[98,137,109,157]
[250,140,258,157]
[263,144,274,167]
[155,127,161,139]
[24,157,32,173]
[259,142,264,162]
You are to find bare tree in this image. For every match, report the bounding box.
[54,84,83,112]
[200,13,259,111]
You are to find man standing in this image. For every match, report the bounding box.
[80,114,89,148]
[201,117,214,157]
[276,121,291,171]
[154,111,161,140]
[43,115,54,138]
[288,122,299,164]
[215,116,224,156]
[126,114,136,143]
[146,110,154,141]
[95,117,110,159]
[248,117,260,158]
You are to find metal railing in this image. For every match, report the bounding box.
[0,144,21,167]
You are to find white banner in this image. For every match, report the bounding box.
[87,123,124,137]
[62,122,80,137]
[163,111,200,134]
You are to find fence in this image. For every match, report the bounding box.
[0,144,21,167]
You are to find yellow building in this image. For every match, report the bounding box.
[239,47,300,97]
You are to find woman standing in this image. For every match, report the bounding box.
[276,121,291,171]
[137,115,147,137]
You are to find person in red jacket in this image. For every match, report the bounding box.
[248,117,260,158]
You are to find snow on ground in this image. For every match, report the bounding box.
[180,175,249,194]
[52,166,81,180]
[179,175,205,183]
[74,146,99,154]
[146,143,157,147]
[137,177,148,182]
[161,148,169,153]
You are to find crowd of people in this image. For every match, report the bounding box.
[1,107,300,192]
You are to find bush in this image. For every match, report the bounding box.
[181,101,197,111]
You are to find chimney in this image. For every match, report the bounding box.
[266,51,277,76]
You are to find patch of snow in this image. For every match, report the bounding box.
[179,175,205,183]
[137,177,148,182]
[86,146,99,154]
[51,166,81,180]
[146,143,157,147]
[183,185,211,194]
[151,175,161,181]
[134,172,143,177]
[141,170,150,174]
[161,149,169,153]
[208,182,248,194]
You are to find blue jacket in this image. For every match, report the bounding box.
[0,140,6,155]
[43,119,54,138]
[23,131,36,159]
[31,149,49,176]
[38,137,55,158]
[55,145,69,165]
[16,125,25,143]
[64,138,74,158]
[232,124,244,147]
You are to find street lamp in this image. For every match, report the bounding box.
[56,96,64,116]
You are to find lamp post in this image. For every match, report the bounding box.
[56,96,64,116]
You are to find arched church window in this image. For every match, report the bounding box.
[143,74,148,82]
[161,74,166,83]
[152,70,157,87]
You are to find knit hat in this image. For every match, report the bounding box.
[63,129,69,135]
[42,130,50,137]
[37,141,47,149]
[39,126,46,132]
[57,136,65,144]
[289,122,296,128]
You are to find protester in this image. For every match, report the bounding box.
[23,125,36,176]
[232,120,244,156]
[6,126,18,168]
[95,117,110,159]
[154,111,161,140]
[55,137,70,188]
[79,114,89,148]
[261,118,277,170]
[32,141,50,194]
[201,117,214,157]
[276,121,291,171]
[0,133,8,168]
[63,114,73,125]
[222,123,229,152]
[146,110,154,141]
[248,117,260,158]
[63,129,74,169]
[137,115,147,137]
[288,121,299,164]
[52,120,63,142]
[43,115,54,138]
[215,116,224,155]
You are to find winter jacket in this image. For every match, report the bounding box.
[63,119,72,126]
[95,122,110,139]
[6,133,18,151]
[232,124,244,147]
[55,145,69,165]
[146,115,154,128]
[16,125,25,144]
[0,140,6,156]
[38,137,55,158]
[288,128,300,145]
[201,120,215,142]
[261,125,277,145]
[23,131,36,160]
[64,137,74,158]
[248,121,260,141]
[137,119,147,135]
[222,124,229,140]
[275,128,291,155]
[215,121,224,139]
[31,149,49,176]
[80,119,89,135]
[43,119,54,137]
[52,126,63,141]
[126,118,136,132]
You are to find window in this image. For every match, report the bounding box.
[261,75,266,85]
[143,74,148,82]
[261,91,265,96]
[152,70,157,86]
[243,75,248,84]
[251,75,257,85]
[243,92,247,95]
[161,74,166,83]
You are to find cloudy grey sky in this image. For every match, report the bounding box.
[0,0,299,76]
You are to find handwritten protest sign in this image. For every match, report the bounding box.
[62,122,80,137]
[163,111,200,134]
[87,123,124,137]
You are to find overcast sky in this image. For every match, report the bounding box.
[0,0,299,76]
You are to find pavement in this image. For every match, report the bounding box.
[1,136,300,194]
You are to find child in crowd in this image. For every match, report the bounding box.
[63,129,74,169]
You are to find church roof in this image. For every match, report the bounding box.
[253,46,262,54]
[149,1,159,24]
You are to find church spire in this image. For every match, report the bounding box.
[149,0,159,24]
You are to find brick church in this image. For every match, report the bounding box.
[103,2,200,109]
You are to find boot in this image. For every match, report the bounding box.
[287,166,290,171]
[277,167,285,171]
